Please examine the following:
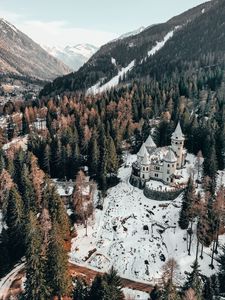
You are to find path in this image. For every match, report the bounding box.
[0,262,152,299]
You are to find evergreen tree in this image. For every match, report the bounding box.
[178,177,196,230]
[202,277,214,300]
[73,277,89,300]
[46,223,72,299]
[5,187,25,262]
[218,245,225,293]
[88,274,105,300]
[24,211,49,300]
[101,267,125,300]
[88,134,100,177]
[150,285,162,300]
[42,144,51,175]
[107,135,118,175]
[183,260,203,300]
[20,165,36,212]
[0,229,10,277]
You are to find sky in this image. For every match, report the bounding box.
[0,0,209,47]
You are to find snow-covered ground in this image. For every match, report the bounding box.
[123,287,149,300]
[70,154,225,284]
[0,262,25,300]
[87,60,135,95]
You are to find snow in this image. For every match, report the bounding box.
[111,57,117,66]
[70,154,224,285]
[52,179,74,197]
[123,287,149,300]
[117,26,145,40]
[0,262,25,300]
[87,60,135,94]
[2,136,28,152]
[0,18,18,33]
[148,29,177,57]
[202,8,205,14]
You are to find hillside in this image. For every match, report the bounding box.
[0,19,71,81]
[40,0,217,96]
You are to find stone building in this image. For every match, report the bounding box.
[132,122,186,186]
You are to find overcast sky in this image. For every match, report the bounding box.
[0,0,209,47]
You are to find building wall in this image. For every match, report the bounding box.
[171,139,184,169]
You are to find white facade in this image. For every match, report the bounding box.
[135,122,186,186]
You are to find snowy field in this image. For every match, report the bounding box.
[70,154,225,284]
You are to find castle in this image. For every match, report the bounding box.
[132,122,186,186]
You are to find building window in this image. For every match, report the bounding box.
[167,178,169,181]
[180,142,182,145]
[175,142,178,144]
[172,164,174,167]
[143,167,145,171]
[146,167,148,171]
[167,164,170,167]
[167,170,170,174]
[155,173,159,178]
[142,174,145,179]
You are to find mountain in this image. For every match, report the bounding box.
[0,19,71,81]
[41,0,222,96]
[43,44,98,71]
[117,26,145,40]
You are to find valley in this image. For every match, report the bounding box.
[0,1,225,299]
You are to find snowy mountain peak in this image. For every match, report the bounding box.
[0,18,18,33]
[44,43,98,71]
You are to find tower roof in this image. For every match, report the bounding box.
[145,134,156,149]
[141,149,150,165]
[137,143,147,157]
[164,147,177,163]
[172,122,185,140]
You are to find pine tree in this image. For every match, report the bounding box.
[202,277,213,300]
[45,181,70,239]
[183,260,203,300]
[42,144,51,174]
[218,245,225,293]
[73,277,89,300]
[89,134,100,177]
[150,285,162,300]
[46,223,72,299]
[24,211,49,300]
[20,165,36,212]
[179,177,196,230]
[89,274,104,300]
[5,187,25,262]
[107,135,118,176]
[0,229,10,277]
[101,267,125,300]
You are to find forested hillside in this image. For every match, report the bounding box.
[40,0,217,95]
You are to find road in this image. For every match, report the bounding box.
[0,262,152,299]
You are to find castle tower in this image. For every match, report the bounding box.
[163,147,177,184]
[145,134,156,152]
[137,143,148,163]
[171,122,185,169]
[140,148,150,180]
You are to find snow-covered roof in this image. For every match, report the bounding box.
[164,147,177,163]
[137,143,147,158]
[141,150,150,165]
[171,122,184,140]
[145,134,156,149]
